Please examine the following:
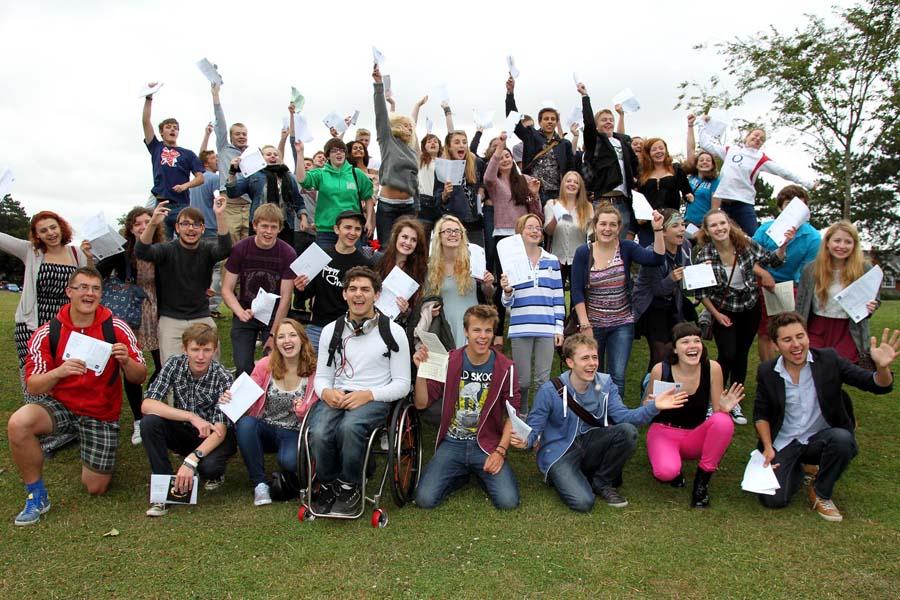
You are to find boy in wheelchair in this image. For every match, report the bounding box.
[309,267,411,515]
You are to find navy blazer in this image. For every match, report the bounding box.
[505,93,574,183]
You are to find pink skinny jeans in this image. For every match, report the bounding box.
[646,411,735,481]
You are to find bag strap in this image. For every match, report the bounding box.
[351,168,365,214]
[377,314,399,358]
[49,318,62,359]
[326,317,346,368]
[524,137,560,173]
[50,316,120,384]
[551,376,606,428]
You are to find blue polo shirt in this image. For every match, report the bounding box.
[753,221,821,284]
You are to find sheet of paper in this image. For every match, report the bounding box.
[506,401,532,440]
[290,242,332,281]
[372,46,387,70]
[433,83,450,104]
[468,243,486,280]
[551,202,571,222]
[281,116,289,132]
[472,109,495,129]
[350,109,360,125]
[572,72,580,85]
[741,450,781,495]
[415,330,449,382]
[612,88,640,113]
[763,281,795,316]
[196,58,223,86]
[564,105,582,131]
[138,82,163,98]
[250,288,280,325]
[63,331,112,374]
[88,228,126,261]
[834,266,883,324]
[502,111,521,135]
[219,371,265,423]
[496,234,534,287]
[682,264,718,291]
[82,212,111,241]
[425,116,434,134]
[631,190,654,221]
[376,267,420,319]
[0,167,15,198]
[293,114,314,143]
[506,55,520,79]
[766,198,810,247]
[290,86,305,111]
[652,380,683,397]
[150,474,199,504]
[434,159,466,185]
[239,147,266,178]
[322,112,348,135]
[293,114,315,143]
[704,119,728,139]
[685,223,700,239]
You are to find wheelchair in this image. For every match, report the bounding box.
[295,395,422,528]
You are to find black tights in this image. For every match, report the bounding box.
[124,349,162,421]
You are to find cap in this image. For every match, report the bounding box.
[335,209,366,226]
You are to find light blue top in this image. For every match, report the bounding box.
[772,352,828,450]
[189,169,220,236]
[441,274,478,349]
[752,221,820,284]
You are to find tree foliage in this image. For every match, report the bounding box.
[0,195,30,284]
[677,0,900,234]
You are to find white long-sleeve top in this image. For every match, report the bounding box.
[698,123,813,205]
[314,316,411,402]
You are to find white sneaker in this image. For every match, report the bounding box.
[730,405,748,425]
[131,420,142,446]
[204,476,225,491]
[254,483,272,506]
[146,502,168,517]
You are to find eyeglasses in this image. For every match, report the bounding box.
[69,284,101,293]
[523,225,542,232]
[329,149,346,155]
[177,221,203,229]
[440,228,462,236]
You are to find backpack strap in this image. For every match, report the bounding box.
[551,376,605,428]
[377,314,399,358]
[326,317,347,368]
[49,316,120,384]
[48,318,62,359]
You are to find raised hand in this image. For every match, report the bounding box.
[150,201,170,225]
[372,63,383,83]
[506,76,515,94]
[719,383,745,413]
[869,328,900,369]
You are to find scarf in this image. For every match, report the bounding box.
[263,164,294,209]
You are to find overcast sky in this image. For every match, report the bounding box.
[0,0,841,235]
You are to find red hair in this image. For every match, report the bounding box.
[29,211,73,252]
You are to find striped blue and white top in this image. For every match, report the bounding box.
[501,249,566,338]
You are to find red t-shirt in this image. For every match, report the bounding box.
[25,305,144,422]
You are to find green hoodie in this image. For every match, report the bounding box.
[301,161,374,229]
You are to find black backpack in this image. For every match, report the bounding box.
[48,316,120,385]
[326,313,399,368]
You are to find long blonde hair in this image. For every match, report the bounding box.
[442,131,477,184]
[390,114,419,151]
[557,171,593,231]
[813,220,866,306]
[426,215,473,296]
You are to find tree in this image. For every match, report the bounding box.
[0,195,30,284]
[677,0,900,222]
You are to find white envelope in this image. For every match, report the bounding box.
[196,58,223,86]
[250,288,280,325]
[612,88,640,113]
[219,371,265,423]
[138,82,163,98]
[323,112,348,135]
[506,55,520,79]
[239,147,266,178]
[468,243,487,280]
[293,114,315,143]
[631,190,654,221]
[682,263,718,291]
[290,242,332,281]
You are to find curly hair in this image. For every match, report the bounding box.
[638,138,675,186]
[29,211,74,252]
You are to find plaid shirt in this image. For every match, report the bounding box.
[145,355,231,425]
[693,238,783,312]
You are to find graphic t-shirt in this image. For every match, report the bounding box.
[308,247,373,327]
[145,137,204,206]
[447,351,494,440]
[225,237,297,310]
[609,137,628,196]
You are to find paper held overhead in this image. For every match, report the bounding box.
[138,82,163,98]
[572,72,580,85]
[703,118,728,139]
[350,110,360,125]
[323,112,348,135]
[502,111,521,135]
[425,116,434,134]
[383,75,392,94]
[239,147,266,178]
[0,167,14,198]
[432,83,450,104]
[506,55,520,79]
[293,114,314,143]
[472,109,495,129]
[612,88,640,113]
[765,198,810,247]
[564,105,582,131]
[290,87,306,112]
[196,58,223,86]
[372,46,387,70]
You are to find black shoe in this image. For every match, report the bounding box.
[331,482,362,515]
[668,473,686,488]
[691,467,713,508]
[312,481,337,514]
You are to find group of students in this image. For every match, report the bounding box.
[3,65,898,526]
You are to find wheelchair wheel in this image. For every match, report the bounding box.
[388,400,422,507]
[371,508,388,528]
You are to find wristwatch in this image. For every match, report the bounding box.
[193,449,206,460]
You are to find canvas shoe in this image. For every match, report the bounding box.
[131,420,142,446]
[730,405,748,425]
[810,495,843,522]
[253,483,272,506]
[598,487,629,508]
[145,503,168,517]
[204,476,225,491]
[14,491,51,526]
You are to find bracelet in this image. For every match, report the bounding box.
[495,446,507,457]
[577,323,591,330]
[182,458,198,472]
[443,107,452,115]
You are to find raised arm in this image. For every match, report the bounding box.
[293,140,307,184]
[697,116,726,160]
[442,101,455,132]
[759,159,814,189]
[615,104,625,135]
[211,84,228,153]
[686,114,697,164]
[141,86,155,144]
[372,64,392,146]
[411,95,428,125]
[577,83,597,155]
[199,122,213,155]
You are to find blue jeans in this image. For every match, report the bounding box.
[721,201,758,236]
[613,198,633,240]
[307,399,391,486]
[305,324,323,353]
[592,323,634,400]
[547,424,638,512]
[375,201,415,245]
[231,315,271,377]
[235,416,300,486]
[415,437,519,510]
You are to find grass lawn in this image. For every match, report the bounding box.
[0,290,898,598]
